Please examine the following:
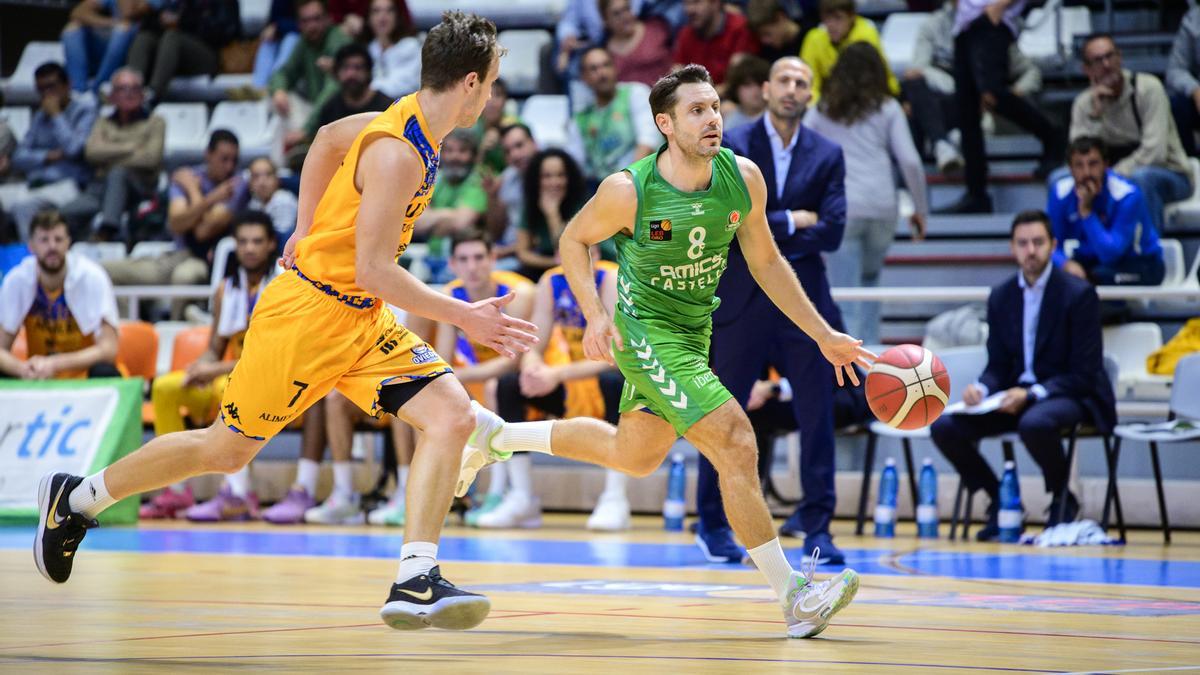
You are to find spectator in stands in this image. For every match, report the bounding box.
[721,55,770,129]
[1071,34,1193,233]
[0,210,119,380]
[939,0,1064,214]
[554,0,609,102]
[417,129,489,281]
[710,55,850,565]
[473,79,520,177]
[61,0,148,94]
[366,0,420,99]
[488,248,633,531]
[746,0,806,64]
[516,148,586,279]
[0,112,16,180]
[806,43,927,345]
[311,43,392,137]
[903,0,1042,174]
[1048,136,1165,286]
[800,0,898,103]
[601,0,673,89]
[1168,6,1200,157]
[248,0,300,91]
[931,210,1115,540]
[247,157,298,241]
[566,47,659,186]
[60,68,164,242]
[126,0,241,103]
[270,0,352,153]
[9,63,98,242]
[673,0,760,88]
[484,123,539,263]
[329,0,400,41]
[103,129,247,318]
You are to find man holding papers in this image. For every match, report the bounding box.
[930,210,1116,541]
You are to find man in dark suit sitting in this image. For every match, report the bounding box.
[699,56,849,565]
[930,210,1116,540]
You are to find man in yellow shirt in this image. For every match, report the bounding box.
[800,0,899,102]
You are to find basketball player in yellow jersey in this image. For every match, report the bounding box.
[34,12,538,633]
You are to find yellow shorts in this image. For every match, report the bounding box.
[219,270,450,440]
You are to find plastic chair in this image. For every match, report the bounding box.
[1160,239,1186,288]
[171,325,213,371]
[879,13,930,78]
[520,95,570,149]
[117,321,160,382]
[2,42,65,104]
[497,29,552,96]
[1112,354,1200,544]
[155,103,210,168]
[1102,323,1167,398]
[0,106,32,141]
[854,345,988,535]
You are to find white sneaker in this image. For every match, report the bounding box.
[587,492,631,531]
[304,492,365,525]
[935,139,964,174]
[475,492,542,529]
[367,492,405,526]
[455,401,510,498]
[784,548,860,638]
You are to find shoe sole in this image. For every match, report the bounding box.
[380,595,491,631]
[456,404,506,498]
[799,571,860,639]
[33,473,54,583]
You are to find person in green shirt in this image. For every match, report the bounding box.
[800,0,899,102]
[418,129,489,281]
[269,0,352,150]
[471,78,521,175]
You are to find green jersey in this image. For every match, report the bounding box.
[614,146,752,330]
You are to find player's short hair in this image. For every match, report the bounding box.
[746,0,786,30]
[1010,210,1053,240]
[207,128,239,152]
[334,42,373,73]
[420,11,503,93]
[451,227,493,255]
[649,64,715,120]
[234,210,277,241]
[1067,135,1107,163]
[819,0,855,17]
[30,209,68,236]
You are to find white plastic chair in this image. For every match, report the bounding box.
[0,106,32,141]
[2,42,66,105]
[1160,239,1186,288]
[1018,3,1092,63]
[1102,322,1169,398]
[1164,158,1200,228]
[880,13,930,79]
[498,29,552,96]
[520,94,570,149]
[155,103,210,168]
[129,241,177,260]
[239,0,272,35]
[70,241,127,264]
[1113,354,1200,543]
[208,100,280,164]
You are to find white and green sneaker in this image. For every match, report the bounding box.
[784,548,860,638]
[455,402,511,498]
[367,493,405,526]
[464,492,503,527]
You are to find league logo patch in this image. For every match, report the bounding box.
[726,210,741,231]
[649,219,672,241]
[411,344,438,364]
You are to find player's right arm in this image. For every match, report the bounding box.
[559,172,636,366]
[281,111,383,269]
[355,137,538,359]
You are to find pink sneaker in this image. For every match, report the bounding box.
[139,486,195,519]
[184,486,259,522]
[262,487,316,524]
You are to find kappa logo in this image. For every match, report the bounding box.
[411,344,438,364]
[649,219,672,241]
[223,402,242,425]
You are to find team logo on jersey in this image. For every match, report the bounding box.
[727,210,741,231]
[649,219,672,241]
[690,202,705,216]
[411,344,438,364]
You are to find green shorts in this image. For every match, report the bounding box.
[613,312,732,436]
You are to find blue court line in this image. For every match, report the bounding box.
[4,527,1200,589]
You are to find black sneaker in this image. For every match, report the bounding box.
[34,473,98,583]
[379,565,491,631]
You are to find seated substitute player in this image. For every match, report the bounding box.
[484,249,633,531]
[0,210,120,380]
[33,11,539,634]
[458,65,875,638]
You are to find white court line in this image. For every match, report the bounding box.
[1060,666,1200,674]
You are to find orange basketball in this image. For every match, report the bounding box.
[866,344,951,430]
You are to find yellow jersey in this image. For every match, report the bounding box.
[23,285,93,379]
[294,94,439,304]
[445,270,533,365]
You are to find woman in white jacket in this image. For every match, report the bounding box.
[366,0,422,99]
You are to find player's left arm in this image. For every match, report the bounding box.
[734,156,874,385]
[44,321,119,377]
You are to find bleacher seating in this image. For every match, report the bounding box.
[880,12,928,79]
[0,107,32,142]
[239,0,271,36]
[129,241,176,260]
[407,0,566,30]
[520,94,569,149]
[155,103,210,169]
[2,42,65,105]
[70,241,127,264]
[117,321,160,382]
[1018,1,1092,64]
[497,29,552,97]
[1165,158,1200,231]
[208,100,280,165]
[1102,322,1171,400]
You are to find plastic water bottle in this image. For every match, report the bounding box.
[998,460,1023,543]
[917,458,939,539]
[874,458,898,538]
[663,453,686,531]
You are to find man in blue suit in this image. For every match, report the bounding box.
[699,56,849,565]
[930,210,1116,541]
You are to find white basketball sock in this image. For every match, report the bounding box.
[69,470,116,519]
[747,538,797,606]
[332,461,354,499]
[601,469,628,499]
[397,541,438,581]
[295,458,319,495]
[225,466,251,499]
[508,453,534,500]
[496,421,554,455]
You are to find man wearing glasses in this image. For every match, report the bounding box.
[62,67,165,242]
[1070,33,1193,233]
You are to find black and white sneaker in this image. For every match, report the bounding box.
[34,473,98,584]
[379,565,491,631]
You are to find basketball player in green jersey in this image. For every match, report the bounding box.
[458,64,876,638]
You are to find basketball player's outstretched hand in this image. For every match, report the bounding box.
[820,332,877,387]
[461,292,540,359]
[582,312,624,366]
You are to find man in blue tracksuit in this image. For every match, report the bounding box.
[702,56,849,565]
[1047,136,1165,286]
